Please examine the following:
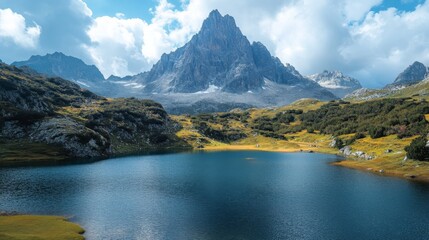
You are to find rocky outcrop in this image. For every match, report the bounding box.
[0,63,189,160]
[30,117,111,158]
[308,70,362,98]
[340,146,374,160]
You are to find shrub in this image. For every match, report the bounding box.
[369,126,386,139]
[405,137,429,161]
[354,132,366,139]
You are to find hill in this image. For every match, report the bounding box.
[0,63,189,165]
[173,98,429,181]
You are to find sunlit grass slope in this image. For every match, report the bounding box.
[0,215,85,240]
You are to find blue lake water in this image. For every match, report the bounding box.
[1,151,429,240]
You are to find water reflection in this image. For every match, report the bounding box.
[1,152,429,240]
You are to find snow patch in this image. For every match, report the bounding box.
[76,81,90,88]
[193,85,220,94]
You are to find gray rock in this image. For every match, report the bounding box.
[353,151,365,158]
[340,146,352,156]
[29,117,111,158]
[329,139,337,148]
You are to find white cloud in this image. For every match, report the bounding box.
[86,16,148,77]
[85,0,208,77]
[0,8,41,48]
[2,0,429,88]
[343,0,383,21]
[340,2,429,86]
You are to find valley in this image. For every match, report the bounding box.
[1,5,429,240]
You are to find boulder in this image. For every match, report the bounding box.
[340,146,352,156]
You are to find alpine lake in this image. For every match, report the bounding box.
[1,151,429,240]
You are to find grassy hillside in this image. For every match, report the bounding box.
[346,79,429,102]
[175,98,429,182]
[0,215,84,240]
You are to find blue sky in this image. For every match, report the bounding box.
[0,0,428,88]
[372,0,426,12]
[85,0,425,19]
[85,0,184,20]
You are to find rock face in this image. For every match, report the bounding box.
[308,70,362,98]
[113,10,335,113]
[0,63,188,160]
[385,61,429,89]
[12,52,107,90]
[141,10,331,94]
[143,10,265,93]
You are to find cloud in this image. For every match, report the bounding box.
[0,8,41,48]
[340,2,429,86]
[1,0,429,87]
[85,0,208,77]
[0,0,93,64]
[86,16,148,77]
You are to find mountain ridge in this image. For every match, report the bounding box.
[308,70,362,98]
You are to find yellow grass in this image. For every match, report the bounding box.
[175,105,429,183]
[0,215,85,240]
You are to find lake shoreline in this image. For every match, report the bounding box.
[1,143,428,183]
[200,145,429,183]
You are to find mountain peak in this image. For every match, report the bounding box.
[201,10,239,35]
[388,61,429,88]
[12,52,105,85]
[411,61,425,67]
[208,9,222,19]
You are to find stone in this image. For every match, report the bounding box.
[340,146,352,156]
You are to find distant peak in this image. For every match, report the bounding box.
[411,61,424,66]
[201,9,238,31]
[208,9,222,18]
[44,52,64,56]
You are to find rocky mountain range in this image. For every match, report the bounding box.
[7,10,387,114]
[12,52,113,95]
[104,10,337,112]
[308,70,362,98]
[346,61,429,101]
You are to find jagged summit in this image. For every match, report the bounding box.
[202,10,237,30]
[139,10,332,97]
[308,70,362,98]
[385,61,429,89]
[9,10,336,114]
